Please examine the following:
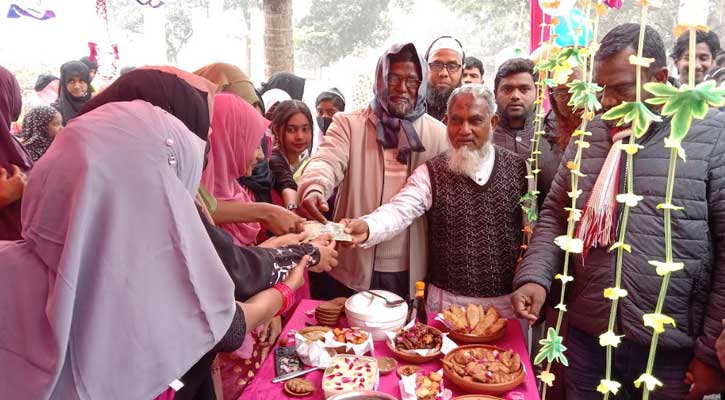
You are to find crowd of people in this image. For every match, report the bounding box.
[0,22,724,400]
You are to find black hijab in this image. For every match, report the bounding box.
[79,56,98,72]
[79,69,210,141]
[261,72,306,101]
[34,73,58,92]
[54,61,91,124]
[371,43,428,164]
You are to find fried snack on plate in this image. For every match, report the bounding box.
[298,326,330,342]
[484,318,507,336]
[415,371,442,400]
[466,304,480,329]
[443,309,468,332]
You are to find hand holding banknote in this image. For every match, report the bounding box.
[302,221,353,242]
[339,218,370,247]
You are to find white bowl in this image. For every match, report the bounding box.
[344,290,408,341]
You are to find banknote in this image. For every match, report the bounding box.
[302,221,353,242]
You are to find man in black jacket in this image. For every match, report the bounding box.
[512,23,725,399]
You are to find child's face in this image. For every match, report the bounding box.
[48,112,63,138]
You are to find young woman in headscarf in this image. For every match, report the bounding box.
[79,55,98,92]
[0,99,311,400]
[195,62,263,112]
[194,63,304,236]
[201,93,275,246]
[261,88,292,118]
[267,100,315,209]
[18,105,62,161]
[52,61,92,124]
[0,65,32,241]
[78,68,336,280]
[28,73,59,107]
[260,71,306,101]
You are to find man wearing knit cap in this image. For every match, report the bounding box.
[297,43,448,299]
[425,36,465,122]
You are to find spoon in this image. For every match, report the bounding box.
[362,290,406,307]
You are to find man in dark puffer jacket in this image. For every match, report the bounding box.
[512,24,725,399]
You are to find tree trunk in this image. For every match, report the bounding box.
[263,0,294,79]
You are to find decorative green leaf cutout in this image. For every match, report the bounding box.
[534,327,569,367]
[601,101,662,138]
[567,80,602,113]
[644,81,725,143]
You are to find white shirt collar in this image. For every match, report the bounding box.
[467,145,496,186]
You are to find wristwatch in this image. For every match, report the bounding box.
[287,204,298,211]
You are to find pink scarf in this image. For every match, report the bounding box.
[202,93,270,246]
[576,128,632,256]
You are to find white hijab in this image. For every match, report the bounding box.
[0,100,236,400]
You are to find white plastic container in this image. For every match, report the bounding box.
[344,290,408,341]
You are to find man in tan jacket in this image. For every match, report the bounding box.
[297,43,449,299]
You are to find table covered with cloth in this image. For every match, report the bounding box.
[244,299,540,400]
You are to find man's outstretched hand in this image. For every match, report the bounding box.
[511,282,546,325]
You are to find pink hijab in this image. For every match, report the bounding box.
[202,93,270,245]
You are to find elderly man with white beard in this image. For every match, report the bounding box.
[343,84,527,316]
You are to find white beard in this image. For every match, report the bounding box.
[447,141,493,177]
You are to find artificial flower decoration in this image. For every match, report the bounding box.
[555,274,574,284]
[540,0,577,16]
[663,138,687,161]
[647,260,685,276]
[628,55,654,68]
[597,379,622,395]
[643,313,676,334]
[567,80,603,112]
[539,370,556,387]
[535,327,569,366]
[554,235,584,253]
[565,207,582,222]
[616,193,644,207]
[634,374,663,391]
[555,303,567,312]
[594,3,609,16]
[603,287,628,300]
[676,0,709,28]
[634,0,662,8]
[616,142,644,155]
[656,201,685,211]
[645,81,725,143]
[601,101,662,138]
[609,242,632,253]
[568,189,583,198]
[599,330,624,347]
[604,0,622,8]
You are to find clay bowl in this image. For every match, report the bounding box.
[442,324,507,344]
[376,356,397,376]
[442,345,524,396]
[385,325,443,364]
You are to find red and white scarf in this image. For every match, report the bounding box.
[576,128,632,256]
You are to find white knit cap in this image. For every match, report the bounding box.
[427,37,464,61]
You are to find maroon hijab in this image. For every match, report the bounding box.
[0,65,32,240]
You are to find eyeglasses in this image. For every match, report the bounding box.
[548,88,570,101]
[388,74,422,89]
[428,62,462,73]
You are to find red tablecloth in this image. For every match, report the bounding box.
[245,299,541,400]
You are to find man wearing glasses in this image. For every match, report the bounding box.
[297,43,448,299]
[425,36,465,122]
